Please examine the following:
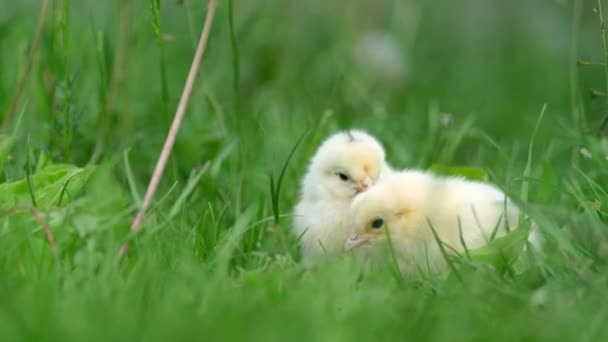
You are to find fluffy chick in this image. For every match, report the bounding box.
[293,129,393,265]
[345,170,532,274]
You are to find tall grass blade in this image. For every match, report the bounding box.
[426,217,462,282]
[522,103,546,204]
[227,0,240,115]
[269,128,309,224]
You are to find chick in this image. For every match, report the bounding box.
[293,129,393,265]
[345,170,532,274]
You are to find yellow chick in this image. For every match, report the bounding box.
[293,129,393,266]
[345,170,533,274]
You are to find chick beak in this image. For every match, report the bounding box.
[345,232,369,251]
[355,176,373,193]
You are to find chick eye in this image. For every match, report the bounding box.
[371,218,384,229]
[336,172,350,181]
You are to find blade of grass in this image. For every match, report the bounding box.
[169,164,209,219]
[150,0,171,120]
[55,168,87,206]
[269,172,277,223]
[215,206,256,277]
[227,0,240,116]
[383,224,403,282]
[25,147,38,209]
[0,135,16,177]
[269,128,309,224]
[12,100,28,137]
[570,0,584,142]
[470,204,491,242]
[123,149,142,209]
[437,115,475,164]
[90,0,133,164]
[316,239,328,255]
[89,29,109,164]
[426,217,462,282]
[424,241,432,274]
[597,0,608,136]
[573,166,608,199]
[457,216,471,260]
[59,0,73,161]
[442,243,464,258]
[522,103,547,205]
[489,213,504,241]
[503,194,511,233]
[183,0,197,48]
[598,0,608,101]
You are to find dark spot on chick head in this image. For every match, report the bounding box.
[345,130,356,142]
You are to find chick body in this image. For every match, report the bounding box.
[347,170,532,273]
[294,197,352,262]
[293,129,392,265]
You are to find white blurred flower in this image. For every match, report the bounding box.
[530,286,548,308]
[580,147,592,159]
[353,32,409,87]
[440,113,453,127]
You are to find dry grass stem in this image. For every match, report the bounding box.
[2,0,53,132]
[118,0,220,260]
[2,206,58,255]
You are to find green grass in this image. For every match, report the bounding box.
[1,0,608,340]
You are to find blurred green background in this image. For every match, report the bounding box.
[1,0,608,341]
[1,0,604,172]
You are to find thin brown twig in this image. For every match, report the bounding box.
[2,0,53,132]
[118,0,220,260]
[30,207,58,255]
[2,205,58,255]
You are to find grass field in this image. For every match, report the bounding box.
[1,0,608,340]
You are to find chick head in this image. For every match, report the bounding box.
[309,129,386,200]
[344,173,428,251]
